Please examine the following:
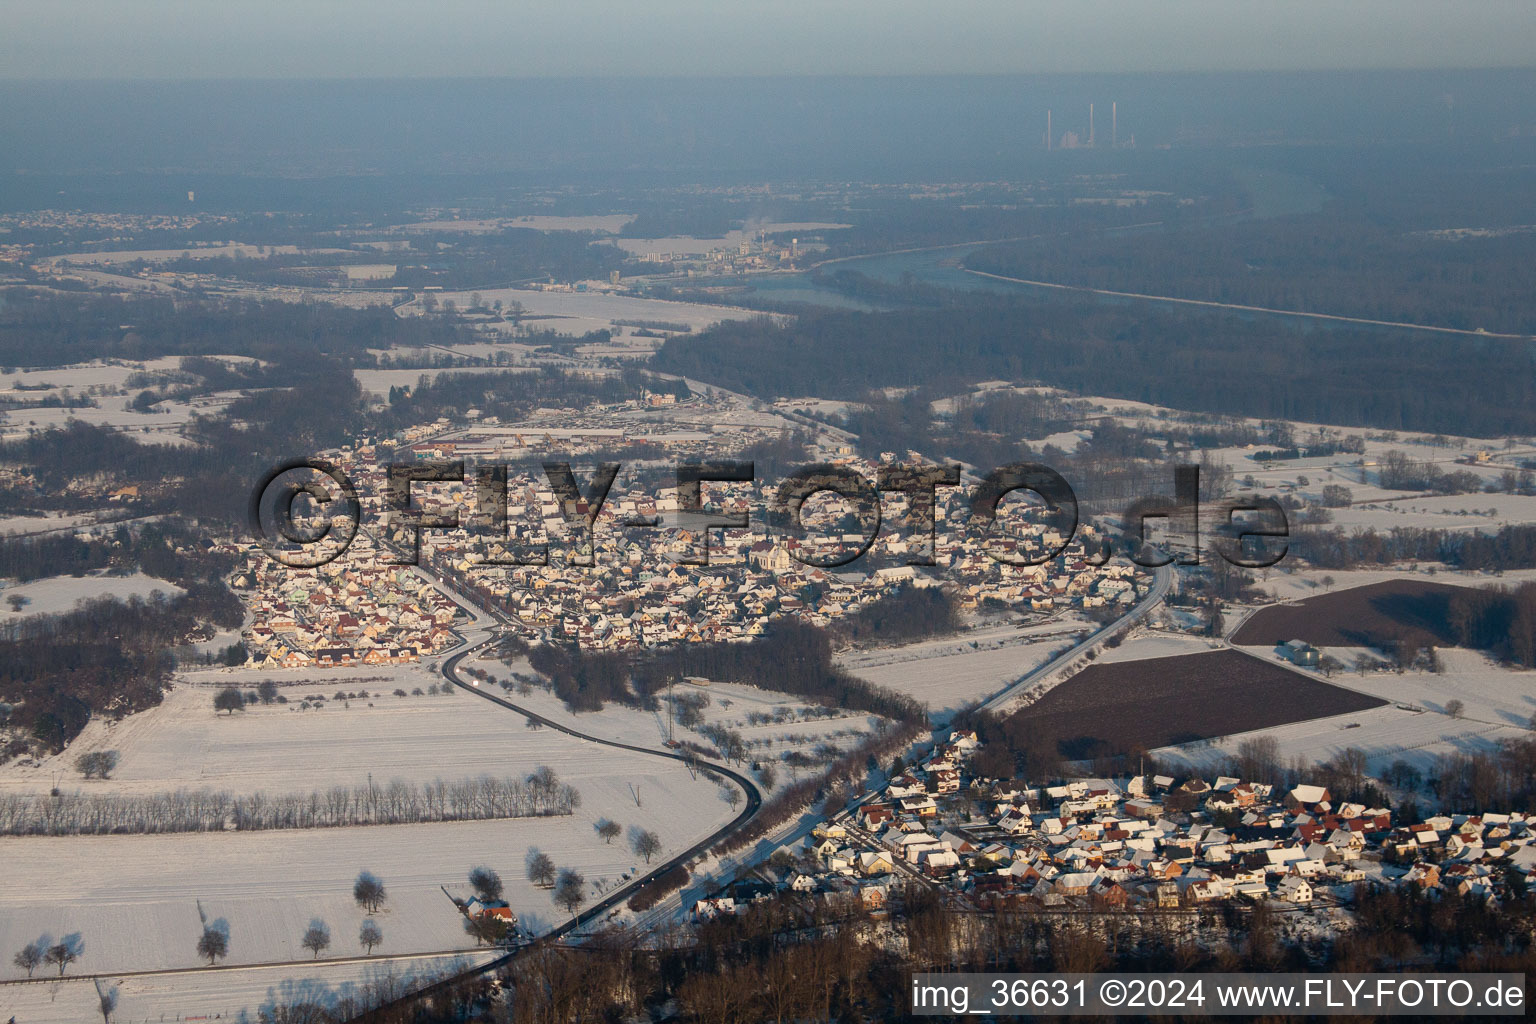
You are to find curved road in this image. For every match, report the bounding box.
[358,553,1166,1018]
[350,579,762,1022]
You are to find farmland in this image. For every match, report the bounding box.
[835,619,1084,722]
[1230,578,1467,649]
[0,661,737,985]
[1154,643,1536,780]
[1003,649,1388,760]
[0,951,490,1024]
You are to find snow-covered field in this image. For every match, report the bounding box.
[0,812,665,978]
[1245,565,1531,603]
[1092,630,1221,664]
[404,287,764,337]
[1157,643,1536,779]
[0,664,733,815]
[835,620,1085,721]
[0,401,200,441]
[0,952,490,1024]
[44,244,350,267]
[1154,702,1529,780]
[1299,647,1536,727]
[0,356,261,443]
[0,660,736,987]
[0,358,183,394]
[1319,494,1536,533]
[395,214,633,234]
[482,653,877,797]
[1080,392,1531,516]
[0,512,97,537]
[0,571,183,621]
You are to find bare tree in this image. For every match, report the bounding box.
[554,869,586,913]
[1446,699,1466,719]
[301,919,331,959]
[468,865,504,902]
[95,979,118,1024]
[1235,734,1282,783]
[353,870,386,913]
[595,818,621,844]
[13,939,43,977]
[526,850,556,888]
[631,828,661,864]
[359,919,383,954]
[196,925,228,965]
[44,935,82,976]
[0,770,579,837]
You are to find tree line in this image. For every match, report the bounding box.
[1289,523,1536,572]
[964,205,1536,335]
[0,771,579,836]
[527,617,926,726]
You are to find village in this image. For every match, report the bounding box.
[235,403,1143,665]
[692,728,1536,923]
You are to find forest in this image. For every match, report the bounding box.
[330,879,1536,1024]
[966,207,1536,335]
[651,297,1536,437]
[0,521,242,753]
[527,617,926,726]
[0,288,471,368]
[1443,583,1536,668]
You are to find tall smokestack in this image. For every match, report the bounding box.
[1112,101,1117,147]
[1089,103,1095,146]
[1047,109,1052,150]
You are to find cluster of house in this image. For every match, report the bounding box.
[235,537,465,667]
[694,734,1536,921]
[244,423,1144,654]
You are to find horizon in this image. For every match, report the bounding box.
[6,66,1536,82]
[4,1,1535,80]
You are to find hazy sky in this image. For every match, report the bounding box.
[3,0,1533,79]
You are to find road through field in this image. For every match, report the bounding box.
[981,563,1172,714]
[347,564,765,1022]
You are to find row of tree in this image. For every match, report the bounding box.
[1290,523,1536,572]
[0,771,580,836]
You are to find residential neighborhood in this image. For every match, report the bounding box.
[236,410,1144,664]
[693,729,1536,921]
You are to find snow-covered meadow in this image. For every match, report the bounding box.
[835,620,1085,722]
[0,660,736,982]
[480,651,880,798]
[1158,635,1536,781]
[0,952,490,1024]
[0,571,182,622]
